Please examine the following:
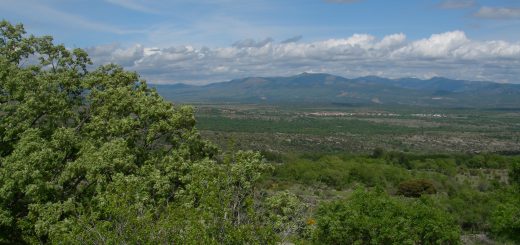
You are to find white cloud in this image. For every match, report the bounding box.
[376,33,406,49]
[87,43,145,66]
[393,31,470,58]
[87,31,520,84]
[474,6,520,19]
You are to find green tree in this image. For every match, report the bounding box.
[265,191,307,243]
[0,20,276,244]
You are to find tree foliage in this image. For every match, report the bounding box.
[264,191,308,243]
[0,20,280,244]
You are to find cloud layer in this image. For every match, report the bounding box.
[87,31,520,84]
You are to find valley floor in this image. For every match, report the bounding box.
[194,104,520,154]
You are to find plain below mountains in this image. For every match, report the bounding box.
[153,73,520,108]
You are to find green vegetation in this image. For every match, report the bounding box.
[314,189,460,244]
[197,116,415,135]
[194,103,520,154]
[273,154,412,189]
[269,152,518,240]
[489,163,520,243]
[1,20,519,244]
[0,20,276,244]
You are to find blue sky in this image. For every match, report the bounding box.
[2,0,520,84]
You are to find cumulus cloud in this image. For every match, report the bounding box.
[474,6,520,19]
[393,31,470,58]
[438,0,475,9]
[87,43,145,66]
[87,31,520,84]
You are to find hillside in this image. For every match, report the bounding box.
[154,73,520,108]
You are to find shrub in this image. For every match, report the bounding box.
[397,179,437,197]
[313,189,460,244]
[371,147,385,158]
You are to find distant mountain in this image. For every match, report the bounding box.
[153,73,520,108]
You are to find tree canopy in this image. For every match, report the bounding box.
[0,20,281,244]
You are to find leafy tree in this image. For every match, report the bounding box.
[264,191,307,243]
[0,20,275,244]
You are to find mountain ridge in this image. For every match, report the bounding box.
[153,73,520,108]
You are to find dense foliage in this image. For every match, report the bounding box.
[272,152,520,243]
[488,162,520,243]
[0,20,282,244]
[314,189,461,244]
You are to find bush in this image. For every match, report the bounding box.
[397,179,437,197]
[273,155,411,189]
[489,188,520,243]
[371,147,385,158]
[313,189,460,244]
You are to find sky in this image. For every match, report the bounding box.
[1,0,520,84]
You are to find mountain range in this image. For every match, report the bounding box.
[153,73,520,108]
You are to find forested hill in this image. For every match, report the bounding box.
[154,73,520,107]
